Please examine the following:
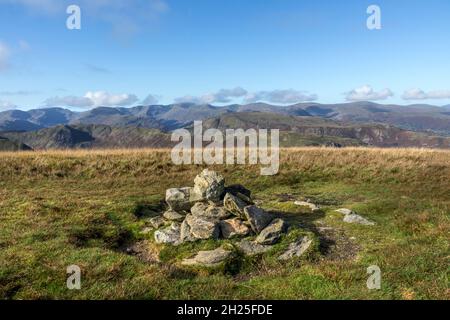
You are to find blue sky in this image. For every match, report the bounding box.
[0,0,449,110]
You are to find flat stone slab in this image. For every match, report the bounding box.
[236,239,273,256]
[335,208,375,226]
[278,237,313,261]
[294,201,321,212]
[181,247,232,267]
[343,213,375,226]
[191,202,231,220]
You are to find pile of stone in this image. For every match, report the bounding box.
[152,169,289,247]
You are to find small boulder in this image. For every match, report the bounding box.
[163,209,185,222]
[224,184,252,198]
[191,202,231,220]
[236,239,272,256]
[256,218,288,245]
[294,201,320,212]
[220,218,251,239]
[154,223,181,245]
[149,216,165,229]
[193,169,225,203]
[180,214,220,242]
[343,213,375,226]
[335,208,375,226]
[223,193,247,218]
[224,184,253,203]
[244,206,273,233]
[278,237,313,261]
[181,247,233,267]
[166,187,199,211]
[335,208,353,215]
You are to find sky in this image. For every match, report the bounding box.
[0,0,449,111]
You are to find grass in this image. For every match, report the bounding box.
[0,147,449,300]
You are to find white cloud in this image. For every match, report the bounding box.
[0,41,10,71]
[175,87,248,104]
[0,99,17,110]
[43,91,139,108]
[141,94,159,105]
[346,85,394,102]
[244,89,318,104]
[402,88,450,100]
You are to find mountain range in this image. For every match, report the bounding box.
[1,102,450,150]
[2,111,450,151]
[1,102,450,135]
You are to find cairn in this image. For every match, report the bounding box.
[153,169,289,247]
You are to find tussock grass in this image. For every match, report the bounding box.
[0,148,449,300]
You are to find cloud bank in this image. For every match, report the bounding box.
[402,88,450,100]
[175,88,317,105]
[44,91,139,108]
[346,85,394,102]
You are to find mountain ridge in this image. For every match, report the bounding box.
[1,102,450,135]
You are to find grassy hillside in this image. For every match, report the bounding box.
[0,148,448,300]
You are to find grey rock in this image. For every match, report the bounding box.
[343,213,375,226]
[278,237,313,261]
[236,239,272,256]
[166,187,200,211]
[335,208,353,215]
[335,208,375,226]
[255,219,288,245]
[294,201,320,212]
[180,214,220,242]
[224,184,252,198]
[181,247,233,267]
[163,209,185,222]
[191,202,231,220]
[149,216,165,229]
[244,206,273,233]
[220,218,251,239]
[223,193,247,218]
[193,169,225,203]
[154,223,181,245]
